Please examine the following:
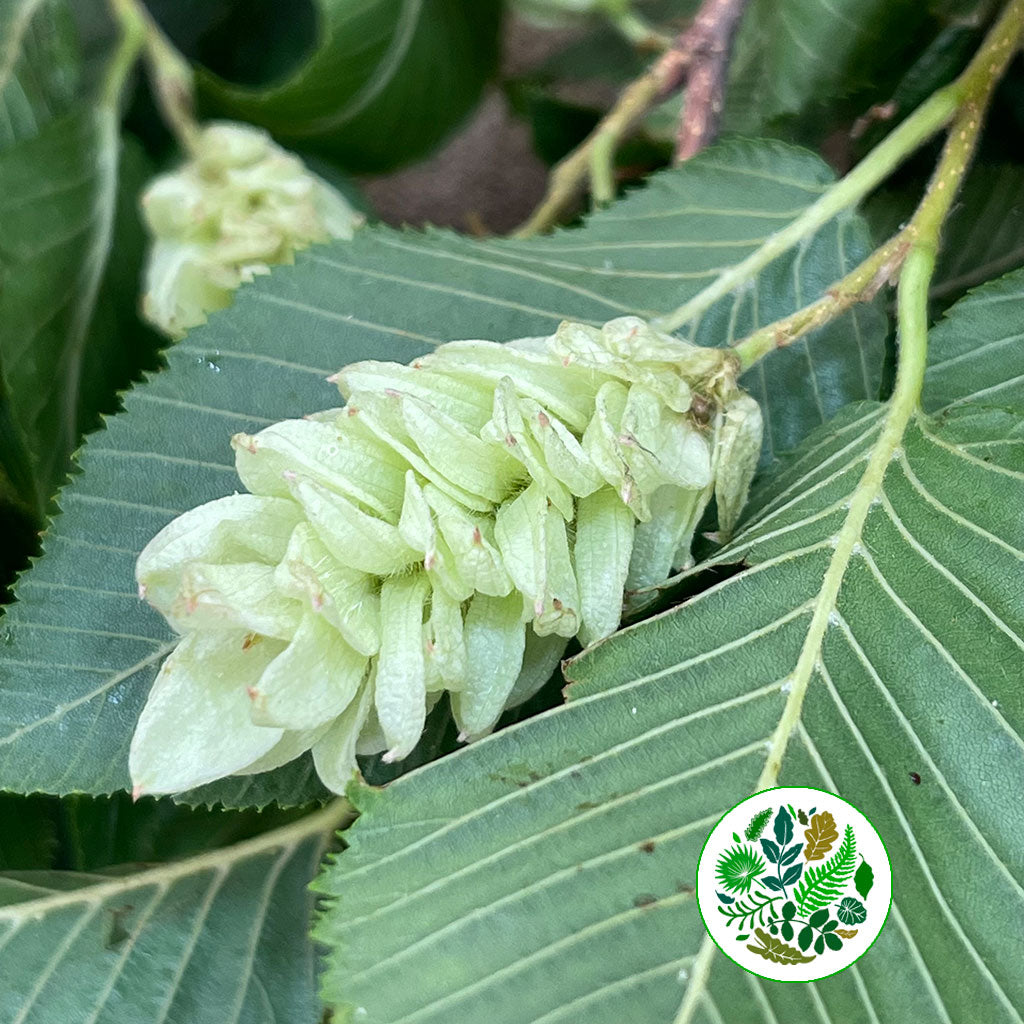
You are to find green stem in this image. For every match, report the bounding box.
[602,0,672,50]
[655,0,1024,336]
[107,0,201,153]
[652,89,957,334]
[514,68,667,238]
[100,0,145,110]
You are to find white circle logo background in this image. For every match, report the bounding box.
[696,787,892,983]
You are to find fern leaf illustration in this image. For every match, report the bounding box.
[794,824,856,914]
[744,808,772,841]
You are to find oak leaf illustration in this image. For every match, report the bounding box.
[746,927,816,964]
[803,811,839,861]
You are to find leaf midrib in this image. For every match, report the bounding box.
[674,389,926,1020]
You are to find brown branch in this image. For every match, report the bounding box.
[513,0,753,238]
[674,0,751,162]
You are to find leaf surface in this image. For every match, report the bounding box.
[727,0,935,130]
[0,139,886,805]
[313,276,1024,1022]
[0,802,344,1024]
[0,0,79,150]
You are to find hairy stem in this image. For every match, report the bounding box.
[656,0,1024,336]
[651,88,958,334]
[729,1,1023,370]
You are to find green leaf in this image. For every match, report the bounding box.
[744,806,771,841]
[836,896,868,926]
[0,103,119,513]
[0,139,886,805]
[726,0,938,132]
[773,804,794,846]
[0,0,84,514]
[923,266,1024,413]
[200,0,502,172]
[855,857,875,900]
[312,278,1024,1020]
[0,801,344,1023]
[807,907,831,929]
[0,0,80,151]
[746,925,816,964]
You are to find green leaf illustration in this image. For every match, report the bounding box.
[780,842,803,866]
[746,927,816,965]
[781,862,804,886]
[794,824,856,915]
[824,931,844,951]
[808,908,830,929]
[855,857,875,900]
[774,805,794,846]
[744,808,772,841]
[715,844,766,895]
[837,896,868,925]
[798,925,813,952]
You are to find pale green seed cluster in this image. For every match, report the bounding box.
[130,317,762,796]
[140,121,361,338]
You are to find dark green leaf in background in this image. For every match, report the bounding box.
[200,0,503,172]
[726,0,938,134]
[0,1,161,520]
[0,0,80,150]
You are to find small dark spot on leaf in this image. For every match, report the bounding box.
[104,905,134,949]
[676,882,695,895]
[575,800,601,811]
[909,771,922,785]
[633,893,658,908]
[639,840,656,854]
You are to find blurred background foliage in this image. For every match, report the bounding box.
[1,0,1024,859]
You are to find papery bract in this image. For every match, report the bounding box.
[130,317,763,796]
